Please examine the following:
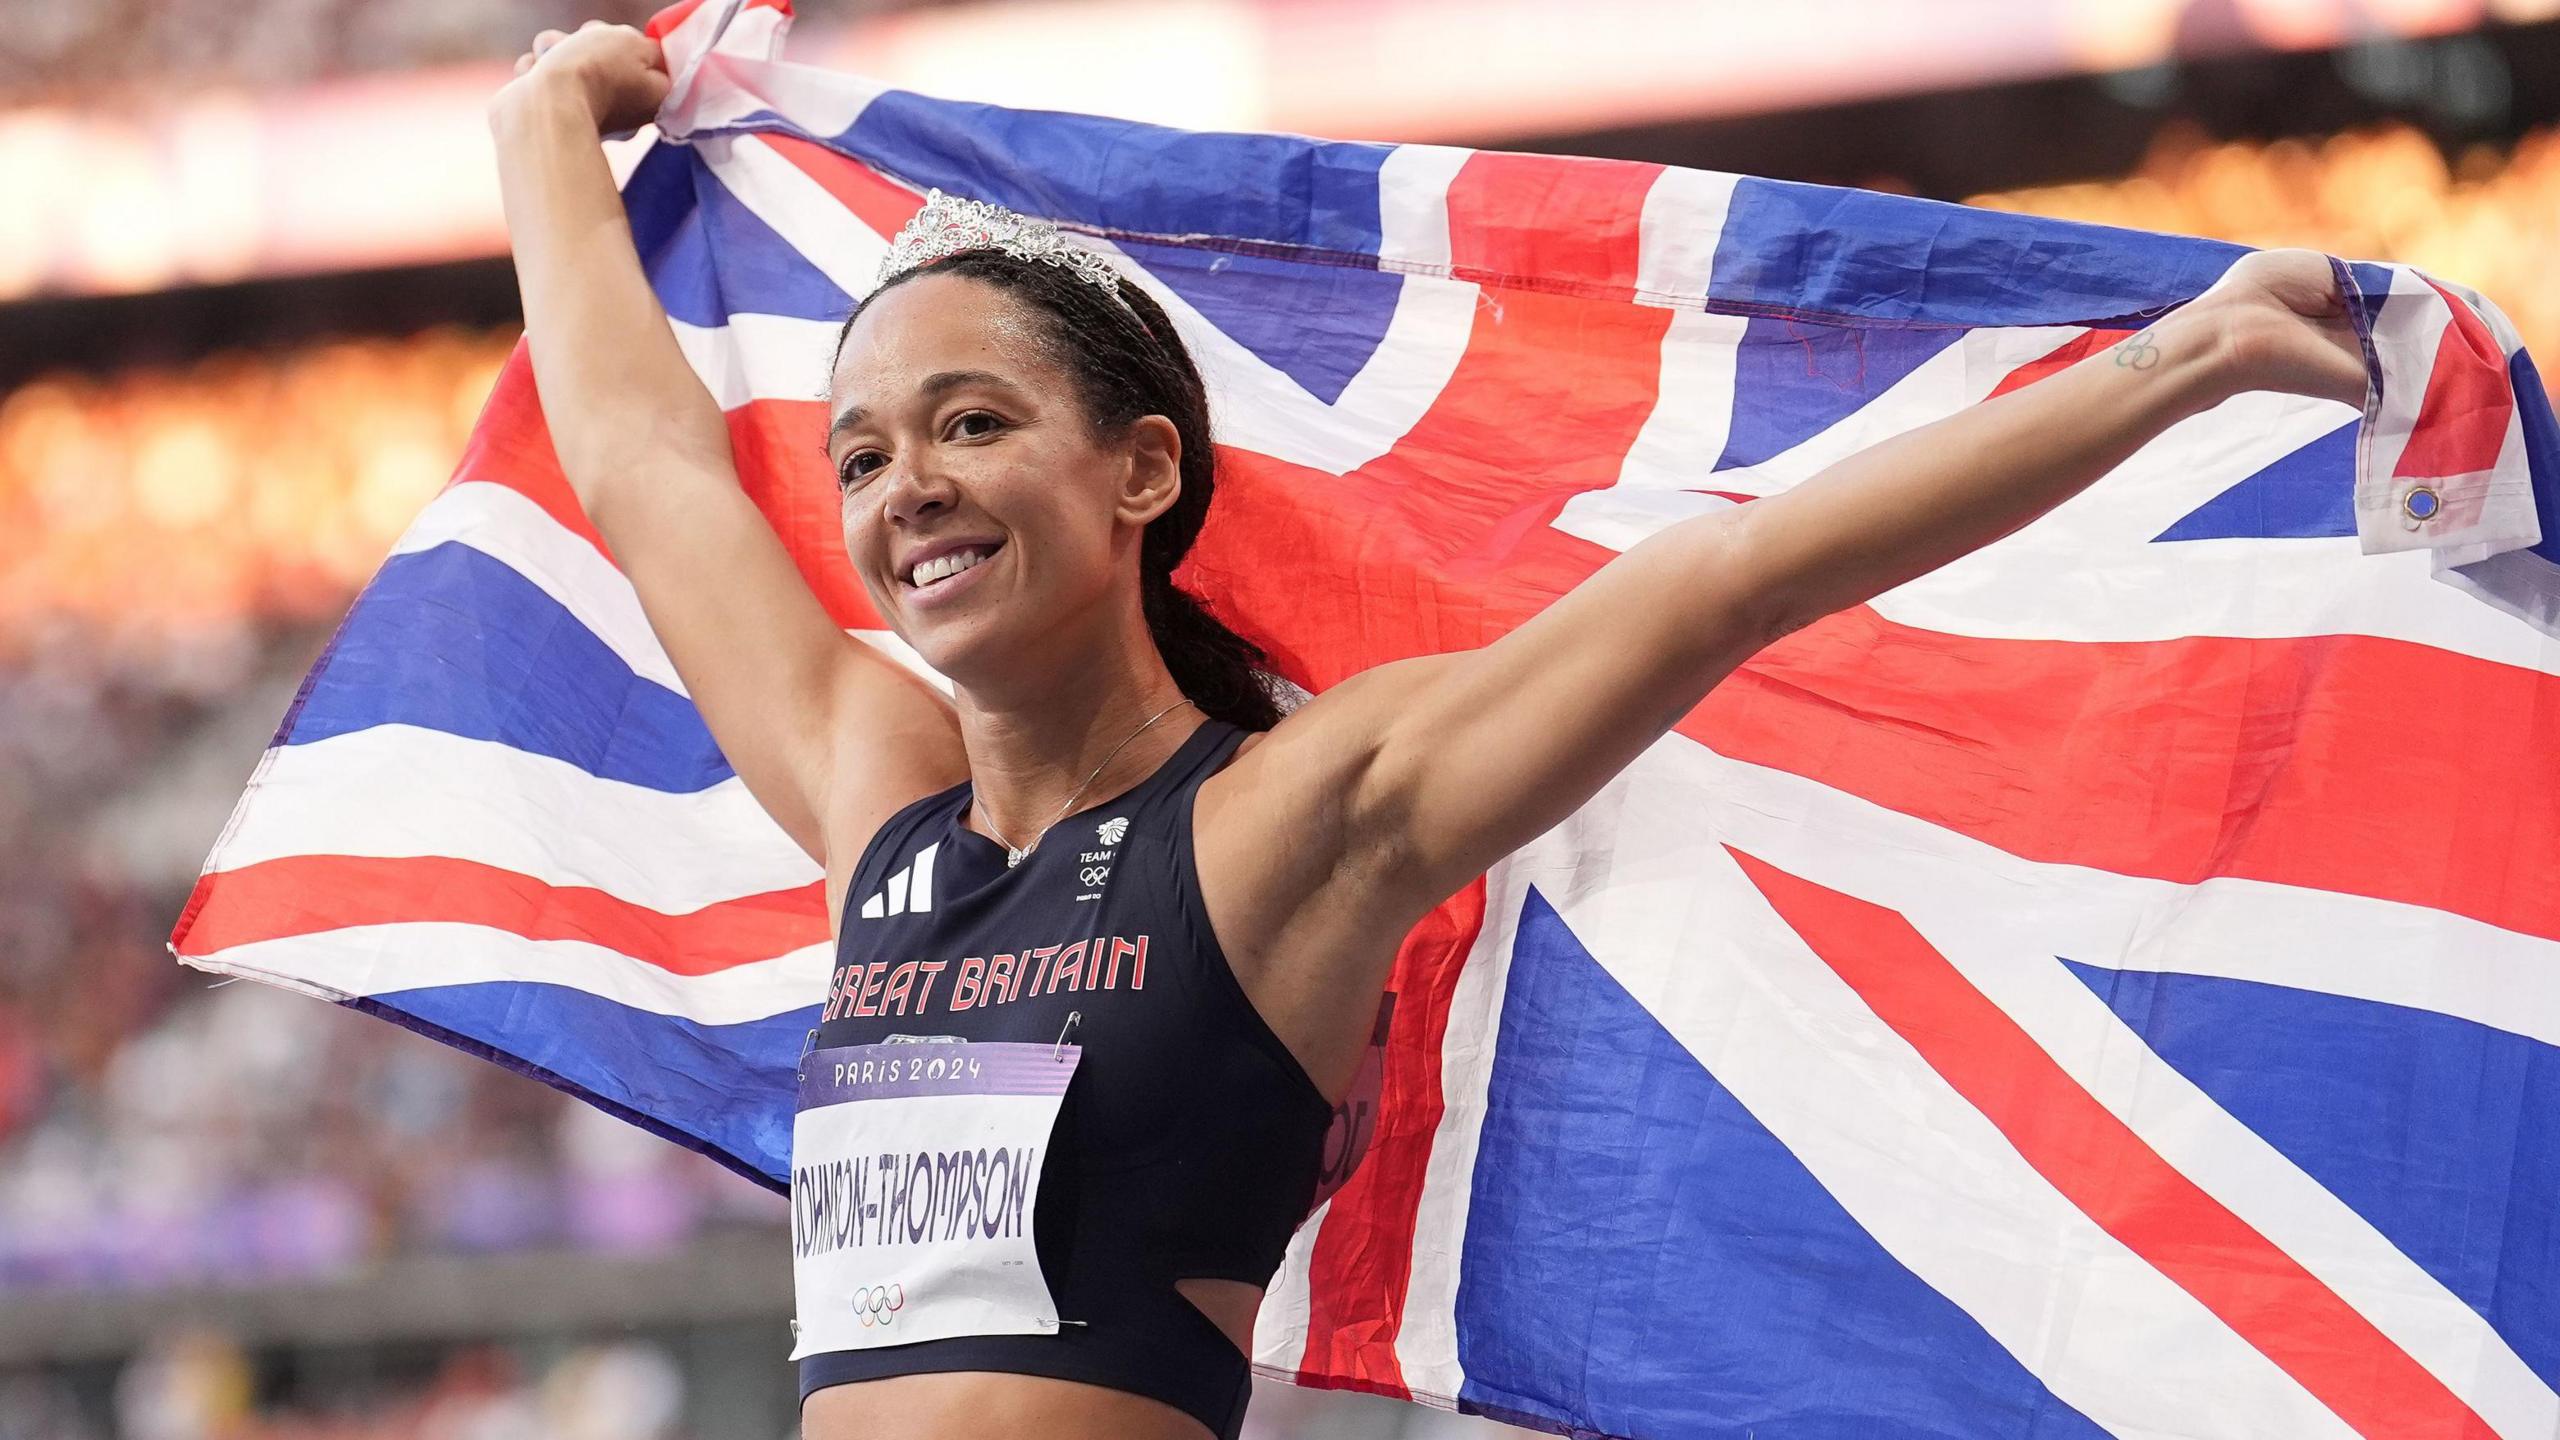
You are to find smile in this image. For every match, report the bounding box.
[901,540,1004,600]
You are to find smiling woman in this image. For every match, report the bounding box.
[486,18,2371,1440]
[823,241,1280,733]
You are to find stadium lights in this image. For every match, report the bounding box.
[0,0,2549,301]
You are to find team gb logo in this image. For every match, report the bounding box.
[1097,817,1129,846]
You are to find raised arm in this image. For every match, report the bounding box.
[1235,249,2368,927]
[488,24,963,869]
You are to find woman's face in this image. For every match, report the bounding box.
[826,273,1176,684]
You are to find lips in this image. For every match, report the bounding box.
[898,538,1003,588]
[896,538,1006,607]
[909,546,992,587]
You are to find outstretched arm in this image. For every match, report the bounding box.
[490,25,962,869]
[1245,249,2367,921]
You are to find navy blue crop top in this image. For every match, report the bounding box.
[797,718,1334,1438]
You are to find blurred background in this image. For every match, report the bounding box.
[2,0,2555,1435]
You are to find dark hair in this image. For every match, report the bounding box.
[837,250,1281,732]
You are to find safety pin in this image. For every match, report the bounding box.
[1052,1011,1082,1061]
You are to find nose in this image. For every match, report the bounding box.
[878,451,958,528]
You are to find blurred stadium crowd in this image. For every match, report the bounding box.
[0,971,778,1290]
[0,325,786,1433]
[1972,121,2560,370]
[2,1335,690,1440]
[0,0,948,103]
[0,4,2553,1434]
[0,324,795,1286]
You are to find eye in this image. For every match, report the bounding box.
[947,410,1003,441]
[838,450,886,489]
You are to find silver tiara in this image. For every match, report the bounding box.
[875,188,1130,306]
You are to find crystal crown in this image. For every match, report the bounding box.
[876,188,1129,305]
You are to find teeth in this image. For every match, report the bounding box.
[910,547,991,587]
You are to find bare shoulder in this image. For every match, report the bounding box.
[1192,655,1461,1097]
[1197,654,1457,897]
[812,677,970,933]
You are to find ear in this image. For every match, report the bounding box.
[1115,414,1184,529]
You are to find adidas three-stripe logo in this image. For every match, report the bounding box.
[858,842,939,919]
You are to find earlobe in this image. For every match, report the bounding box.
[1120,414,1184,527]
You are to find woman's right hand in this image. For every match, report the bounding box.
[496,20,670,136]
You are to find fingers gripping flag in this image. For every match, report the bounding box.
[172,2,2560,1436]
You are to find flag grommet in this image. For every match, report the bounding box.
[2403,486,2442,521]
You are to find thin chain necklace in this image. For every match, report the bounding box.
[974,698,1194,868]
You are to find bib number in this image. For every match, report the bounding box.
[789,1041,1076,1357]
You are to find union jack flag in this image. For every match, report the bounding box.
[171,2,2560,1436]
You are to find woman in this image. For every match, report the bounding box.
[491,22,2367,1440]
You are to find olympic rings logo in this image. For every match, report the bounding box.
[1078,865,1112,887]
[852,1284,906,1327]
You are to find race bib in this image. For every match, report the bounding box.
[789,1040,1076,1358]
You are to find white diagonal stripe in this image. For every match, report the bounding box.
[699,131,891,303]
[669,312,836,411]
[698,118,1483,475]
[1543,753,2359,1440]
[1558,733,2558,1437]
[1093,234,1481,475]
[186,924,827,1026]
[1551,333,2560,677]
[210,725,817,914]
[396,481,686,695]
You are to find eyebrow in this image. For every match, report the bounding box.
[825,369,1020,449]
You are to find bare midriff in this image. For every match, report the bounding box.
[802,1371,1215,1440]
[799,1278,1260,1440]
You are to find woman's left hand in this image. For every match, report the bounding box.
[2188,247,2370,409]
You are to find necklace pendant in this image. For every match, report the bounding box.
[975,697,1190,877]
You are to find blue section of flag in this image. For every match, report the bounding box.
[2514,351,2560,566]
[1453,889,2108,1439]
[1716,318,1963,472]
[2063,960,2560,1389]
[1712,180,2245,329]
[215,34,2560,1435]
[693,164,857,322]
[2152,419,2360,542]
[2341,260,2396,415]
[827,91,1391,259]
[1120,238,1404,406]
[286,543,734,793]
[2348,261,2398,328]
[625,143,727,330]
[371,982,807,1190]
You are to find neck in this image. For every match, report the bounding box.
[952,595,1200,855]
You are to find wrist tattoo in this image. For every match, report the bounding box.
[2113,332,2162,371]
